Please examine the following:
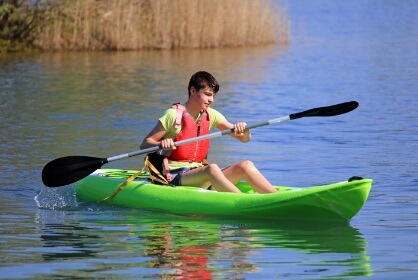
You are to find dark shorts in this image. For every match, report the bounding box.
[169,167,193,186]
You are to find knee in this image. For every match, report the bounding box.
[237,160,257,173]
[205,163,223,176]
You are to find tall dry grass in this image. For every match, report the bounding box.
[34,0,289,50]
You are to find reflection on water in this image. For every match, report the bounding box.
[41,223,100,261]
[24,209,372,279]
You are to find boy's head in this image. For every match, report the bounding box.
[188,71,219,97]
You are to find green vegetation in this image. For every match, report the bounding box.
[0,0,40,52]
[1,0,289,52]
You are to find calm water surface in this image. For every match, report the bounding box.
[1,0,418,279]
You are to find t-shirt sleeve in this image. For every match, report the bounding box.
[208,107,226,130]
[159,108,177,133]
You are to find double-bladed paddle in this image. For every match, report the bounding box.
[42,101,359,187]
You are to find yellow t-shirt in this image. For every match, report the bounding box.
[159,106,226,169]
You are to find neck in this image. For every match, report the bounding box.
[185,101,201,120]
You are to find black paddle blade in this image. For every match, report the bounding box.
[289,101,359,120]
[42,156,108,187]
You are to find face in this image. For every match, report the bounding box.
[190,86,216,110]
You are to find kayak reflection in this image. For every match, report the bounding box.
[129,213,373,278]
[35,208,372,278]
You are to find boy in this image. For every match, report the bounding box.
[140,71,277,193]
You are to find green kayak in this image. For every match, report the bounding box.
[75,169,372,221]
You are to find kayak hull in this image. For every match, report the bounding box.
[75,169,372,221]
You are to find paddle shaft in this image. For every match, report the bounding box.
[107,116,290,162]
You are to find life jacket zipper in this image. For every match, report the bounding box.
[192,124,201,162]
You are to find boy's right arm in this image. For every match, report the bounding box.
[140,121,167,149]
[141,108,178,150]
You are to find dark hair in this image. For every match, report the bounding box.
[187,71,219,97]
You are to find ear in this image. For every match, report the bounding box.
[190,86,197,96]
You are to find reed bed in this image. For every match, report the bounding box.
[34,0,289,50]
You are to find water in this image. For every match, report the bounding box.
[1,0,417,278]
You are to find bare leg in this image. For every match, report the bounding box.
[180,161,277,194]
[222,160,277,194]
[180,164,242,193]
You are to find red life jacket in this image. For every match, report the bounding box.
[168,103,210,163]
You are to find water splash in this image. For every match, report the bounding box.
[34,185,79,210]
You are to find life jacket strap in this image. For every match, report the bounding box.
[145,154,170,185]
[100,169,144,202]
[173,103,185,128]
[163,157,172,182]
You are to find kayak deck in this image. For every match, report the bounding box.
[75,169,372,221]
